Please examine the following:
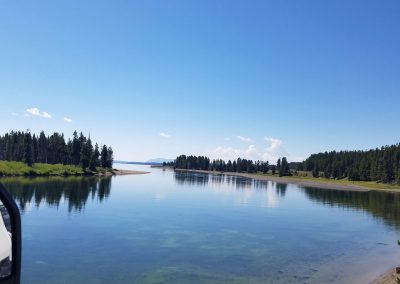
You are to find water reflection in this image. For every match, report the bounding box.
[173,171,210,187]
[174,171,260,190]
[1,171,400,283]
[276,183,287,197]
[175,171,287,195]
[174,170,400,228]
[302,186,400,228]
[1,177,112,213]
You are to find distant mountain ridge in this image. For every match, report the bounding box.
[146,158,174,164]
[114,158,174,165]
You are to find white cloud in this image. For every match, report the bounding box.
[264,137,283,151]
[224,137,230,141]
[262,137,287,162]
[26,107,52,119]
[209,136,303,163]
[42,112,51,118]
[210,145,260,161]
[11,112,18,116]
[236,135,252,142]
[159,132,171,138]
[63,117,73,123]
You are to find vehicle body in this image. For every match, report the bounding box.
[0,185,21,284]
[0,210,12,263]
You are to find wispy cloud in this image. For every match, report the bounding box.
[159,132,171,138]
[63,117,73,123]
[224,137,230,141]
[26,107,52,118]
[236,135,252,142]
[11,112,18,116]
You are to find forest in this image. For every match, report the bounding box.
[171,142,400,184]
[301,144,400,183]
[169,155,291,177]
[0,130,113,171]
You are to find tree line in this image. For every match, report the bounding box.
[0,130,113,171]
[169,155,291,176]
[301,144,400,183]
[170,141,400,184]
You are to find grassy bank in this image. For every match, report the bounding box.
[0,161,148,177]
[281,174,400,191]
[0,161,87,176]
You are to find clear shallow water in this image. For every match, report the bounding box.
[2,165,400,284]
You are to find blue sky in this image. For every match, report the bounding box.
[1,0,399,162]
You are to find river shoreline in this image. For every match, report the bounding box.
[372,268,398,284]
[172,168,400,193]
[0,167,150,178]
[110,169,150,176]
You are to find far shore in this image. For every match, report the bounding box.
[111,169,150,176]
[173,168,400,193]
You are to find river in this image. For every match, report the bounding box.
[2,165,400,283]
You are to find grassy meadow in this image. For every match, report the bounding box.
[0,161,85,176]
[256,170,400,191]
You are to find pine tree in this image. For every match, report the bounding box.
[232,160,237,172]
[32,134,38,163]
[279,157,290,176]
[277,158,281,174]
[37,131,48,163]
[101,145,108,168]
[89,143,100,171]
[271,165,276,175]
[106,146,114,168]
[80,138,92,170]
[23,132,33,167]
[71,131,80,166]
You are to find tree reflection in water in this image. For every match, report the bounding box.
[174,171,288,194]
[174,171,400,228]
[1,176,112,213]
[301,186,400,228]
[173,171,210,187]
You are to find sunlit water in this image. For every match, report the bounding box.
[2,165,400,283]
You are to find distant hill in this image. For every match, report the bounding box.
[146,158,174,164]
[114,161,158,165]
[114,158,174,166]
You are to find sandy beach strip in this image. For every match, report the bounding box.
[371,268,398,284]
[109,169,150,176]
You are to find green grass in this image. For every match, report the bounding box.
[0,161,85,176]
[251,171,400,191]
[289,175,400,190]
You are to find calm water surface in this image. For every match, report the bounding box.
[2,165,400,283]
